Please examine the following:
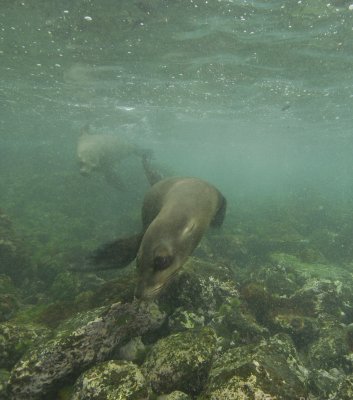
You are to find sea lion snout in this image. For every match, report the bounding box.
[78,156,97,176]
[135,238,183,299]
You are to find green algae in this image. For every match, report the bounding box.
[72,360,148,400]
[143,327,217,396]
[270,252,353,282]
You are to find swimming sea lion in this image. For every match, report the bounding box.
[77,124,151,190]
[92,177,226,300]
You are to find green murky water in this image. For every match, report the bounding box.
[3,2,353,399]
[1,0,353,267]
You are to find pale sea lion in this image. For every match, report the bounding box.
[77,124,150,190]
[92,176,226,300]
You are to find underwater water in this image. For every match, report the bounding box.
[1,0,353,247]
[2,1,353,399]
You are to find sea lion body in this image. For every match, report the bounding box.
[77,126,148,189]
[135,177,226,299]
[92,177,226,300]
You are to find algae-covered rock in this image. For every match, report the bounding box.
[0,368,10,399]
[203,333,308,399]
[331,374,353,400]
[161,258,238,314]
[118,336,146,363]
[0,210,33,285]
[7,301,165,400]
[241,253,353,351]
[163,258,264,348]
[157,391,191,400]
[168,308,205,332]
[308,368,345,399]
[71,360,148,400]
[308,322,351,371]
[272,313,318,348]
[50,271,82,301]
[0,275,20,323]
[143,327,218,396]
[161,258,239,331]
[0,321,50,369]
[269,252,352,284]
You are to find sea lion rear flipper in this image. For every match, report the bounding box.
[91,233,144,270]
[211,195,227,228]
[142,155,164,186]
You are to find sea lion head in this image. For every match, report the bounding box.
[77,134,100,176]
[78,155,99,176]
[135,215,203,300]
[78,154,99,176]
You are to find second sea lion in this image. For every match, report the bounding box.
[92,176,226,300]
[77,124,151,190]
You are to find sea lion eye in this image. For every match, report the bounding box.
[153,255,173,271]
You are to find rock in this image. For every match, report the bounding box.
[7,300,165,400]
[331,374,353,399]
[0,275,20,323]
[118,336,146,363]
[308,322,351,371]
[0,210,33,285]
[0,368,10,399]
[157,391,191,400]
[241,253,353,350]
[49,271,82,301]
[143,327,218,396]
[272,313,319,348]
[71,360,148,400]
[203,333,309,399]
[0,321,50,370]
[163,258,265,348]
[308,368,345,399]
[161,258,239,330]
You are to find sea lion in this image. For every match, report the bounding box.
[77,124,150,190]
[92,177,226,300]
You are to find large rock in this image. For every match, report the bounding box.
[202,334,308,399]
[71,360,148,400]
[7,301,165,400]
[0,275,20,323]
[143,327,218,396]
[0,321,50,370]
[0,210,33,285]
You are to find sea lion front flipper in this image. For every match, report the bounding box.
[142,155,164,186]
[91,233,144,270]
[211,195,227,228]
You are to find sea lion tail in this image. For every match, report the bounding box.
[90,233,144,270]
[211,194,227,228]
[142,154,164,186]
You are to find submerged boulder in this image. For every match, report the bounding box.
[161,258,245,333]
[143,327,218,396]
[71,360,148,400]
[7,300,165,400]
[156,391,191,400]
[0,275,20,323]
[0,210,33,286]
[0,321,50,370]
[308,321,352,371]
[202,333,308,399]
[0,368,10,399]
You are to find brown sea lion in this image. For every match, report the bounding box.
[77,124,151,190]
[92,177,226,300]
